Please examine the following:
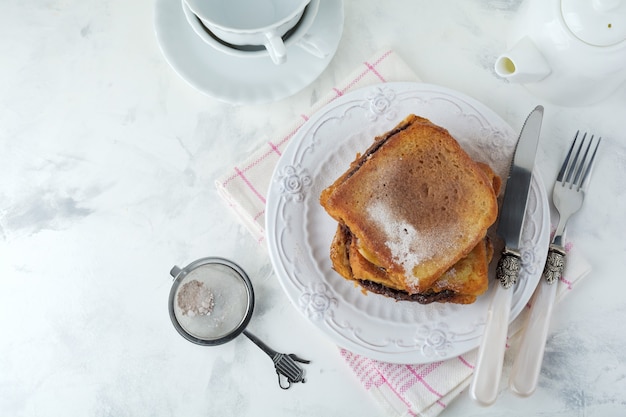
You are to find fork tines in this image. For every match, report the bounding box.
[557,131,602,191]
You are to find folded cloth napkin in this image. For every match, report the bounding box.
[215,50,592,416]
[341,242,590,417]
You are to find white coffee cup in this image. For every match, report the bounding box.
[182,0,330,64]
[184,0,312,65]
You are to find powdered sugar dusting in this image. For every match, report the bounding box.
[366,200,454,288]
[431,269,456,291]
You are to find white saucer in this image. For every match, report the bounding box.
[154,0,344,105]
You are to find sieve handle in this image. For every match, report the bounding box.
[242,330,310,389]
[243,330,279,357]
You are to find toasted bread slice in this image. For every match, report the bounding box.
[342,163,500,296]
[329,223,494,304]
[328,161,499,304]
[320,114,499,294]
[426,236,493,302]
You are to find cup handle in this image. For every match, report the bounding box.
[295,33,331,59]
[264,31,287,65]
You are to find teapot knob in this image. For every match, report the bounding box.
[563,0,626,46]
[593,0,623,12]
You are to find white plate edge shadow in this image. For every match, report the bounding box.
[266,82,550,363]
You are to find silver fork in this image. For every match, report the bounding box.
[509,131,601,397]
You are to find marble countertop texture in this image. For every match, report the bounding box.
[1,0,625,416]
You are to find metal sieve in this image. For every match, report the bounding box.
[168,257,310,389]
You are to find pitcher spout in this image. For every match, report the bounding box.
[495,37,551,84]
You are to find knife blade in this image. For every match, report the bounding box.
[469,105,544,406]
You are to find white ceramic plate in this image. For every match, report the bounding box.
[266,82,550,363]
[153,0,343,105]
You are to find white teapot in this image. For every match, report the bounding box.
[495,0,626,105]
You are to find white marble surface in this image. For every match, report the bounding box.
[1,0,625,416]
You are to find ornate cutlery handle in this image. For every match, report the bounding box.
[509,244,565,396]
[470,249,518,406]
[496,249,521,289]
[542,245,566,284]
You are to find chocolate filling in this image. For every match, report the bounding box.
[357,279,457,304]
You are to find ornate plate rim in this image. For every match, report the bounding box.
[266,82,550,363]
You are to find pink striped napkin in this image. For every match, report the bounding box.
[215,50,592,416]
[340,243,589,417]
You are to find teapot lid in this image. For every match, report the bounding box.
[561,0,626,46]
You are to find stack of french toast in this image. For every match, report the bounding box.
[320,114,501,304]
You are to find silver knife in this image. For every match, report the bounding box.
[469,105,544,406]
